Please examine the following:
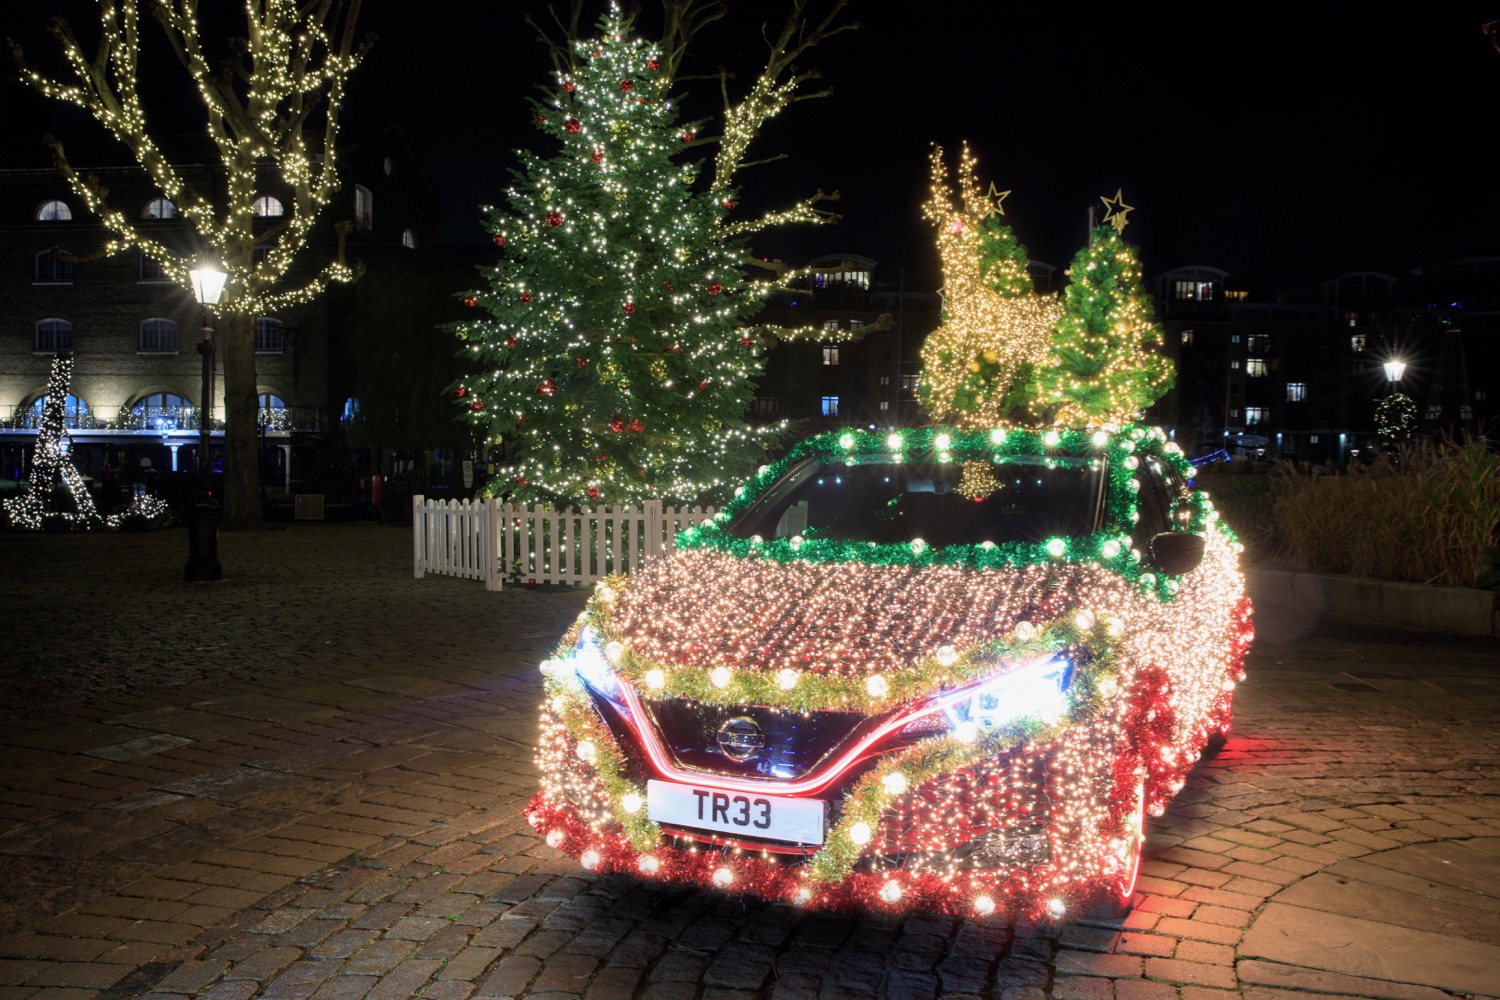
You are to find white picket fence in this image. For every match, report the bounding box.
[412,495,718,591]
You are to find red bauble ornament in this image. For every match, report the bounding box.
[647,59,660,71]
[609,418,625,432]
[629,418,644,432]
[463,295,477,307]
[708,283,723,296]
[575,356,590,370]
[698,380,710,390]
[637,97,647,104]
[740,337,754,348]
[516,475,528,485]
[563,80,575,92]
[587,486,601,500]
[564,117,582,134]
[506,337,517,348]
[592,150,603,164]
[546,211,563,227]
[453,386,466,397]
[534,114,546,125]
[622,302,636,315]
[519,292,532,304]
[663,281,673,291]
[595,453,609,463]
[620,79,633,92]
[538,378,557,396]
[592,48,603,57]
[681,131,694,143]
[492,234,506,246]
[470,400,484,410]
[723,199,736,210]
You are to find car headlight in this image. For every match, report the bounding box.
[571,627,625,707]
[904,655,1073,735]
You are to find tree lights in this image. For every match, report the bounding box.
[526,424,1251,919]
[453,5,849,508]
[12,1,372,530]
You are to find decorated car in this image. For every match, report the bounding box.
[526,424,1252,919]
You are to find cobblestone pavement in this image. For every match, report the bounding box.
[1,524,1498,999]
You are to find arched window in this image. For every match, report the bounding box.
[130,392,193,430]
[34,248,75,283]
[401,228,416,249]
[142,197,176,219]
[34,319,73,353]
[255,317,285,353]
[252,195,285,217]
[259,392,287,430]
[36,200,72,221]
[341,397,361,427]
[138,318,178,353]
[30,394,91,428]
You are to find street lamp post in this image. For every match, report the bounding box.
[184,263,226,582]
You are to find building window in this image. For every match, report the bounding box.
[30,394,90,428]
[37,199,73,221]
[1344,310,1359,327]
[901,374,920,394]
[879,375,891,386]
[1229,408,1240,419]
[821,395,839,417]
[1173,280,1214,301]
[255,317,285,353]
[341,397,361,427]
[813,269,869,290]
[259,392,287,429]
[1245,406,1268,426]
[401,228,416,249]
[1229,334,1241,344]
[131,392,193,430]
[139,250,169,282]
[1287,382,1307,402]
[1247,334,1270,353]
[822,319,840,332]
[879,401,890,411]
[142,197,176,219]
[253,195,285,217]
[822,347,840,366]
[34,319,73,353]
[1246,358,1268,377]
[1477,389,1488,403]
[1350,334,1366,353]
[1180,329,1194,346]
[1309,434,1320,444]
[1229,359,1241,370]
[354,184,373,230]
[34,248,75,283]
[138,318,178,353]
[754,397,778,417]
[848,319,865,331]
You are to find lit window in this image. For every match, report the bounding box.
[354,185,373,230]
[259,392,287,429]
[1229,359,1241,370]
[253,195,285,217]
[1287,382,1307,402]
[1229,408,1240,419]
[131,392,193,429]
[1309,434,1320,444]
[1344,310,1359,328]
[821,395,839,417]
[341,397,361,426]
[1350,334,1366,353]
[34,319,73,353]
[848,319,865,331]
[37,200,72,221]
[879,401,890,411]
[30,394,90,428]
[255,317,285,353]
[401,228,416,249]
[1180,329,1194,346]
[879,376,891,386]
[822,319,840,331]
[1245,407,1268,426]
[1173,280,1214,301]
[138,318,178,353]
[1229,334,1241,344]
[142,197,176,219]
[34,248,75,283]
[822,347,840,366]
[901,374,920,394]
[1246,358,1268,377]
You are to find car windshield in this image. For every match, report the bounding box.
[726,455,1106,548]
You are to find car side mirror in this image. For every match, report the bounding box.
[1149,532,1205,575]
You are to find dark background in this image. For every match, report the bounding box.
[8,2,1499,292]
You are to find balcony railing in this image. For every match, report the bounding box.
[2,405,324,433]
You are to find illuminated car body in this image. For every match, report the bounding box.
[526,425,1252,919]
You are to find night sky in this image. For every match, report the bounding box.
[9,3,1500,294]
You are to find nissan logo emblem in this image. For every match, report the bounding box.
[715,716,765,762]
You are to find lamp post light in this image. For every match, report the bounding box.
[1383,359,1407,386]
[184,263,226,582]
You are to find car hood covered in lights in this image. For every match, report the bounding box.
[526,425,1253,919]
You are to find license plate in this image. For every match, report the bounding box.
[646,779,826,845]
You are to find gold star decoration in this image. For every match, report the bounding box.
[986,182,1011,218]
[1100,188,1134,233]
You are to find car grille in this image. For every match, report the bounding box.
[642,697,875,780]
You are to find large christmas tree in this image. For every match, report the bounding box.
[1035,196,1175,426]
[454,6,841,507]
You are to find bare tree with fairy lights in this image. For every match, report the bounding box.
[10,0,372,531]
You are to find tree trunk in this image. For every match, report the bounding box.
[219,312,264,530]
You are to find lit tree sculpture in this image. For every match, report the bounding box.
[11,0,371,530]
[1035,194,1175,426]
[454,3,850,507]
[918,145,1059,427]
